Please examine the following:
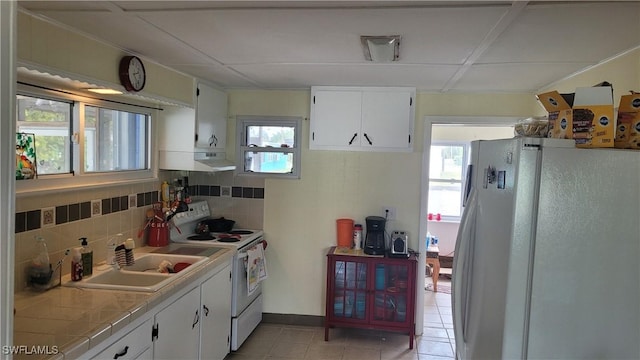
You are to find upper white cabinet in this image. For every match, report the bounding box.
[158,81,229,171]
[196,82,228,150]
[310,86,416,152]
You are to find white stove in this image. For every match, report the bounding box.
[169,200,265,351]
[169,200,263,250]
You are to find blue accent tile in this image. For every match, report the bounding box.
[56,205,68,224]
[102,199,111,215]
[68,203,80,222]
[111,197,121,212]
[15,212,26,233]
[26,210,40,231]
[120,196,129,211]
[80,202,91,219]
[198,185,209,196]
[144,192,152,206]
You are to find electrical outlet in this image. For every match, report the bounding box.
[382,206,396,220]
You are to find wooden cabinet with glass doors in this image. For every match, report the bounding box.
[324,247,417,349]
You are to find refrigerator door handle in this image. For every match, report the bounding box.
[452,187,478,352]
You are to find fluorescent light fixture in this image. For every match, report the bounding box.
[86,88,123,95]
[361,35,401,62]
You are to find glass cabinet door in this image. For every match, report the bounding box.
[333,260,367,320]
[373,263,409,324]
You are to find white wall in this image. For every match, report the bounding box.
[228,90,538,316]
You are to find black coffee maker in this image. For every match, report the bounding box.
[364,216,386,255]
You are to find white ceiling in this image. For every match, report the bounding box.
[16,1,640,93]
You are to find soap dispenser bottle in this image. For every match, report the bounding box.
[71,247,83,282]
[79,237,93,276]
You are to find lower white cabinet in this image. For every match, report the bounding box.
[85,260,232,360]
[153,285,201,359]
[200,266,232,359]
[152,263,232,360]
[93,318,152,360]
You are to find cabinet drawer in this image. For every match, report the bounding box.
[93,318,152,360]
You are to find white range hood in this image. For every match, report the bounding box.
[193,151,236,171]
[158,150,236,172]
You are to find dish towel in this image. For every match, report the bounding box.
[247,243,268,296]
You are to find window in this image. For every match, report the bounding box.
[84,106,148,172]
[236,115,302,178]
[15,86,152,191]
[16,95,73,175]
[427,142,470,220]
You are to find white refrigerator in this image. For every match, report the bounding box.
[452,137,640,360]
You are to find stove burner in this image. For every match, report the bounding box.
[217,234,242,242]
[227,230,254,235]
[187,234,216,241]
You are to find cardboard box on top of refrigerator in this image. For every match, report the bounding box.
[615,93,640,149]
[572,85,614,148]
[536,91,573,139]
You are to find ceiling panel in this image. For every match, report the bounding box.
[172,64,264,88]
[449,62,594,92]
[17,1,640,93]
[227,64,460,89]
[478,2,640,64]
[136,6,509,64]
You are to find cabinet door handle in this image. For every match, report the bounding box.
[348,133,358,145]
[203,304,210,317]
[364,133,373,145]
[113,346,128,359]
[192,309,200,329]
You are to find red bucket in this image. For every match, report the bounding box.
[148,220,169,247]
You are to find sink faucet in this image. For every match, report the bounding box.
[48,249,70,289]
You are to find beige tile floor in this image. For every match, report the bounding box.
[225,277,454,360]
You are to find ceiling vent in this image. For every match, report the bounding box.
[360,35,401,62]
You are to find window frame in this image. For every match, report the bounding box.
[427,140,470,221]
[15,83,156,196]
[16,93,74,176]
[235,115,302,179]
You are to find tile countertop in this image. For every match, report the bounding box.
[12,245,236,360]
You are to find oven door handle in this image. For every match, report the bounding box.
[238,240,267,259]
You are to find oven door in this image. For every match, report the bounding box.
[231,239,263,317]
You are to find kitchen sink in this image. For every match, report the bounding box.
[63,253,209,292]
[121,253,209,273]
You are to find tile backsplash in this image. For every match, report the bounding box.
[14,171,265,292]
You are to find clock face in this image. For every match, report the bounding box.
[119,56,146,92]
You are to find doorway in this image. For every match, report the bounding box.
[415,116,521,334]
